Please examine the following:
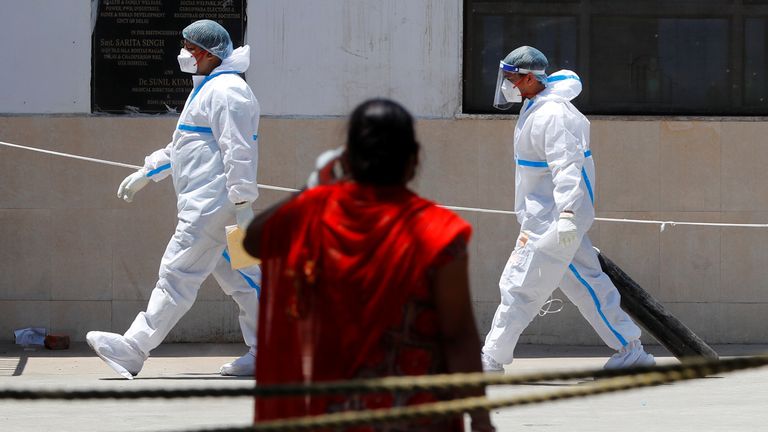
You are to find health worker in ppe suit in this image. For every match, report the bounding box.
[86,19,261,379]
[481,46,655,372]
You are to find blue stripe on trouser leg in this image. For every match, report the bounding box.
[222,250,261,297]
[212,250,259,349]
[581,167,594,204]
[568,263,628,346]
[483,232,577,363]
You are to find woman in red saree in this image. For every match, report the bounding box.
[245,99,494,432]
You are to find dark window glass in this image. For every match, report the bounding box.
[591,17,729,114]
[464,1,768,115]
[745,18,768,109]
[465,15,577,113]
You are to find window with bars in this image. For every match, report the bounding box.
[463,1,768,115]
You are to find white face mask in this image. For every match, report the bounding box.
[501,79,522,103]
[177,48,198,74]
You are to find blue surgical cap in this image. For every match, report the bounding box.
[503,46,549,85]
[182,20,234,60]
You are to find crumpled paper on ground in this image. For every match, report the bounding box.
[14,327,47,346]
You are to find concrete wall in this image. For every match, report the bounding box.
[2,116,768,346]
[1,1,767,347]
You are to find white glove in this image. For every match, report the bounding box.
[556,212,578,247]
[117,169,151,203]
[307,147,346,187]
[235,201,254,230]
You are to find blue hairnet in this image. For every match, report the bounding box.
[182,20,233,59]
[503,46,548,85]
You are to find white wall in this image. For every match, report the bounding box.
[0,0,91,114]
[0,0,462,117]
[247,0,462,117]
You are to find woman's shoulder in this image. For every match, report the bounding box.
[293,184,338,203]
[266,185,336,224]
[408,196,472,243]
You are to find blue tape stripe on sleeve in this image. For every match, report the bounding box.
[517,150,591,168]
[146,163,171,177]
[547,75,581,83]
[581,167,595,204]
[178,124,213,133]
[516,159,549,168]
[569,264,628,347]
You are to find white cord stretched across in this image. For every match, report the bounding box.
[592,217,768,231]
[3,139,768,229]
[0,140,143,170]
[0,140,299,193]
[440,205,517,215]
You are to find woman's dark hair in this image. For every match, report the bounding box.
[346,99,420,186]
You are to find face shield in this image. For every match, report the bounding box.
[493,61,546,110]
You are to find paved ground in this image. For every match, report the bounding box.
[0,343,766,431]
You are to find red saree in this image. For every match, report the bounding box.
[254,181,471,430]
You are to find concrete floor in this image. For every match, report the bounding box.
[0,343,766,432]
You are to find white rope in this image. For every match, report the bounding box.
[440,205,517,215]
[0,140,143,170]
[0,140,299,193]
[445,206,768,230]
[259,185,300,192]
[3,139,768,229]
[593,217,768,231]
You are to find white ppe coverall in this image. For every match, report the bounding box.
[123,45,261,356]
[483,70,642,364]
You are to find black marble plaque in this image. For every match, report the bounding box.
[92,0,245,114]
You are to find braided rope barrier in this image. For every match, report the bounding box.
[191,355,768,432]
[1,355,765,402]
[0,356,764,430]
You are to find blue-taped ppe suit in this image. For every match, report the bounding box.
[87,44,261,379]
[127,44,261,357]
[482,70,650,368]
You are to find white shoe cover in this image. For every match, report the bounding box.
[86,331,146,380]
[220,350,256,376]
[604,340,655,369]
[481,351,504,373]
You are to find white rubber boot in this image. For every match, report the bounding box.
[86,331,146,379]
[220,349,256,376]
[481,351,505,373]
[604,340,655,369]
